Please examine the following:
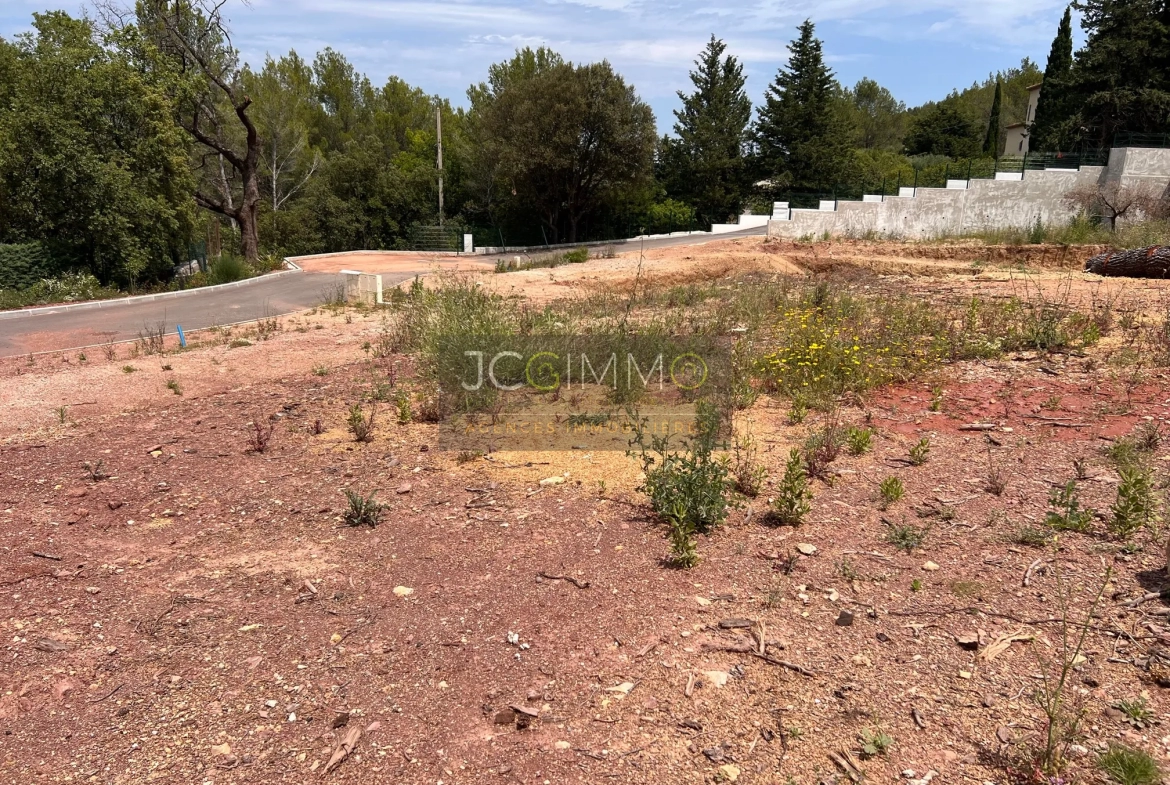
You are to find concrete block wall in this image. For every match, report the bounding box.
[767,147,1157,240]
[341,270,383,305]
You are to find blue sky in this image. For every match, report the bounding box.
[2,0,1076,129]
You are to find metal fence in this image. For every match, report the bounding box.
[1113,131,1170,149]
[408,225,463,252]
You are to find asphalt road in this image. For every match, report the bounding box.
[0,226,766,357]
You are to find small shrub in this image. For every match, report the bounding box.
[347,403,377,443]
[631,405,730,567]
[731,432,766,497]
[1098,744,1162,785]
[772,448,811,526]
[102,344,117,361]
[1114,698,1154,727]
[166,378,182,396]
[845,426,873,455]
[456,450,483,465]
[394,390,413,425]
[247,420,274,453]
[909,437,930,466]
[1046,481,1095,533]
[985,444,1007,495]
[122,365,137,373]
[207,254,249,285]
[54,405,68,424]
[803,421,844,479]
[83,460,108,481]
[786,399,808,425]
[312,364,329,377]
[1014,525,1051,547]
[310,418,324,435]
[343,488,386,528]
[1111,463,1158,539]
[859,728,893,758]
[930,385,944,412]
[885,519,927,552]
[879,476,904,508]
[910,578,922,592]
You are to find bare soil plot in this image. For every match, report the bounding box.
[2,237,1170,785]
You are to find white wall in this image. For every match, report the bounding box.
[767,147,1159,240]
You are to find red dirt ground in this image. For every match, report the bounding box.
[3,238,1170,785]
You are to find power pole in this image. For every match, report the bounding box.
[436,106,444,227]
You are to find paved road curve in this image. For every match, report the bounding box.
[0,226,766,357]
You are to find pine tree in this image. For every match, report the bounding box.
[984,80,1003,155]
[664,36,753,225]
[753,20,854,193]
[1030,6,1074,150]
[1064,0,1170,148]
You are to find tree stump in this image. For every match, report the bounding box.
[1085,246,1170,278]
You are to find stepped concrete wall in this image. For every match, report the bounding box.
[768,147,1170,240]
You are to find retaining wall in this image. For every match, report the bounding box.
[768,147,1170,240]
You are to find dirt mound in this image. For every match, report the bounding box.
[764,238,1111,269]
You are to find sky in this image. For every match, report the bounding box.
[1,0,1079,130]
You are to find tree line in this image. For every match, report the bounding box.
[0,1,1165,289]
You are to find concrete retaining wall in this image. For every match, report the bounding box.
[768,147,1168,240]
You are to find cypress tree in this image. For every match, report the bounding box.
[753,20,854,193]
[664,36,753,226]
[984,80,1003,155]
[1030,6,1074,151]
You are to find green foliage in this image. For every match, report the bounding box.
[1099,745,1163,785]
[845,426,873,455]
[632,404,731,567]
[802,420,844,479]
[909,437,930,466]
[884,518,927,551]
[983,80,1003,156]
[0,243,60,289]
[753,21,854,192]
[905,100,981,158]
[207,255,249,284]
[0,12,194,286]
[731,431,766,497]
[347,402,377,442]
[842,78,906,151]
[1046,481,1095,533]
[1031,7,1074,152]
[879,476,905,508]
[1111,463,1158,539]
[660,36,753,226]
[772,448,811,526]
[343,488,386,528]
[859,728,893,757]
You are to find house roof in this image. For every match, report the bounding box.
[1026,81,1043,91]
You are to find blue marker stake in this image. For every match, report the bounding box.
[177,324,187,348]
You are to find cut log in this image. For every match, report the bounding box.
[1085,246,1170,278]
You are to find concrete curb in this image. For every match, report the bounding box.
[0,259,304,321]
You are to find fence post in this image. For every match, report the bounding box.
[944,162,949,186]
[913,169,918,194]
[967,160,972,183]
[1022,150,1028,179]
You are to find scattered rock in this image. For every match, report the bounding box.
[702,671,729,688]
[836,610,855,627]
[851,654,872,667]
[921,561,940,572]
[876,632,890,643]
[493,708,516,725]
[605,682,635,695]
[718,619,753,629]
[996,726,1014,744]
[85,586,100,595]
[701,746,725,763]
[554,740,571,751]
[718,763,741,782]
[796,543,817,555]
[107,500,123,510]
[695,596,712,607]
[65,487,87,499]
[331,712,350,729]
[393,586,414,598]
[539,476,565,487]
[210,742,232,757]
[956,632,979,650]
[981,694,995,708]
[395,483,412,494]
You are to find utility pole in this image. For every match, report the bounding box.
[436,105,444,227]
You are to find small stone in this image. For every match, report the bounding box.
[981,694,995,708]
[694,596,712,607]
[836,610,855,627]
[330,633,342,644]
[66,487,88,498]
[851,654,872,667]
[150,451,163,459]
[796,543,817,555]
[996,726,1013,744]
[395,483,412,494]
[554,740,571,751]
[956,632,979,650]
[331,713,350,729]
[702,747,725,763]
[107,500,123,510]
[85,586,100,595]
[876,632,891,643]
[958,670,972,679]
[718,763,740,782]
[393,586,414,597]
[605,682,635,695]
[210,742,232,757]
[539,476,565,487]
[922,561,940,572]
[703,671,729,688]
[494,708,516,725]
